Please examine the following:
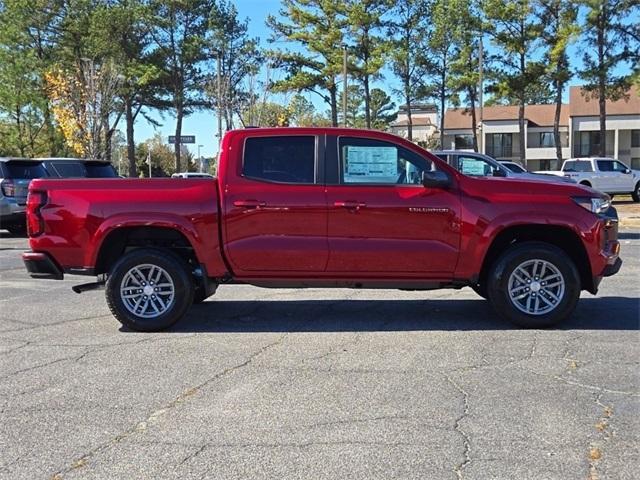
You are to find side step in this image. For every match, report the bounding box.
[72,279,106,294]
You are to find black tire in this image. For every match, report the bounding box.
[6,223,27,236]
[470,283,488,299]
[579,181,591,188]
[486,242,581,328]
[193,284,208,304]
[105,248,194,331]
[632,182,640,202]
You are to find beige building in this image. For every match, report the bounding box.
[441,86,640,171]
[389,103,438,144]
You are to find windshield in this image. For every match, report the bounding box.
[503,162,526,173]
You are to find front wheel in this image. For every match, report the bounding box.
[105,248,194,331]
[632,182,640,202]
[486,242,580,328]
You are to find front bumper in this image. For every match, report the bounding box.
[23,251,63,280]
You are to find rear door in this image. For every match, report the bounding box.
[222,134,329,274]
[324,136,461,275]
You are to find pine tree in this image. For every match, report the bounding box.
[579,0,639,157]
[536,0,579,163]
[484,0,546,164]
[387,0,430,141]
[267,0,346,126]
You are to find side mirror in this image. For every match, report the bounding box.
[492,168,507,177]
[422,170,451,189]
[624,168,631,174]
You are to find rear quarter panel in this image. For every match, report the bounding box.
[28,178,227,276]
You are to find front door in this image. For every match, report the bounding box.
[222,134,328,274]
[325,136,461,276]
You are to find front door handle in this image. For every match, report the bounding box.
[233,199,266,209]
[334,200,366,210]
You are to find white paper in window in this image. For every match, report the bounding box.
[344,146,398,182]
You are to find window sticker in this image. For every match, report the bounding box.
[344,146,398,182]
[460,159,488,176]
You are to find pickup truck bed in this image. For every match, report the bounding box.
[23,128,622,331]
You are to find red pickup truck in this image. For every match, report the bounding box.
[23,128,621,331]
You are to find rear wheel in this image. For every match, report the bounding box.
[579,181,591,188]
[486,242,580,328]
[632,182,640,202]
[106,248,194,331]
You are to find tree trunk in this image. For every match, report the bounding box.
[43,104,57,156]
[174,103,183,173]
[405,79,413,142]
[468,87,478,152]
[597,6,606,157]
[553,77,563,164]
[519,101,526,165]
[363,74,371,129]
[125,98,136,177]
[439,77,445,150]
[329,85,338,127]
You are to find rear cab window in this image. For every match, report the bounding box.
[243,136,316,184]
[338,137,432,185]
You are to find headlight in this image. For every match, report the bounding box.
[572,196,611,214]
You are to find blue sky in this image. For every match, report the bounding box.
[134,0,638,160]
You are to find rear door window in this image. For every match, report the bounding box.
[564,161,593,172]
[85,162,118,178]
[48,161,86,177]
[243,136,316,184]
[5,161,48,179]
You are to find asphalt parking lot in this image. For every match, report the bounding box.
[1,226,638,479]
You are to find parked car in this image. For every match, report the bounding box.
[0,158,48,235]
[536,158,640,201]
[171,172,214,179]
[23,128,621,331]
[500,161,528,173]
[433,150,575,183]
[1,158,118,235]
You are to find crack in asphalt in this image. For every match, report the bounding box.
[444,374,471,480]
[49,334,288,479]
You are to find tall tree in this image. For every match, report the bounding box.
[91,0,166,176]
[338,84,365,127]
[484,0,545,163]
[345,0,391,129]
[267,0,346,126]
[428,0,461,149]
[369,87,395,129]
[448,0,483,151]
[536,0,579,163]
[579,0,638,156]
[387,0,430,141]
[209,0,261,132]
[150,0,212,172]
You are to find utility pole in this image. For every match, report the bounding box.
[216,51,223,150]
[478,39,484,154]
[147,149,151,178]
[343,45,348,127]
[198,144,203,173]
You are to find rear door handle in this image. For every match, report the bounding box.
[233,199,266,208]
[334,200,366,210]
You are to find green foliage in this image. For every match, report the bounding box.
[387,0,431,140]
[267,0,347,126]
[208,0,262,131]
[136,133,195,177]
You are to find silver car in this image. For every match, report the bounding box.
[432,150,575,183]
[0,158,49,235]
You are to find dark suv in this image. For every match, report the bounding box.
[1,158,118,235]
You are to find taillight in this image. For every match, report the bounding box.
[26,190,47,237]
[1,179,15,197]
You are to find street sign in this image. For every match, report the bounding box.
[168,135,196,144]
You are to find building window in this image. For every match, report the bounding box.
[486,133,512,158]
[632,130,640,148]
[539,132,555,147]
[575,131,605,156]
[454,134,475,149]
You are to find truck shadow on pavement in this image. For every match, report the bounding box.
[153,296,640,333]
